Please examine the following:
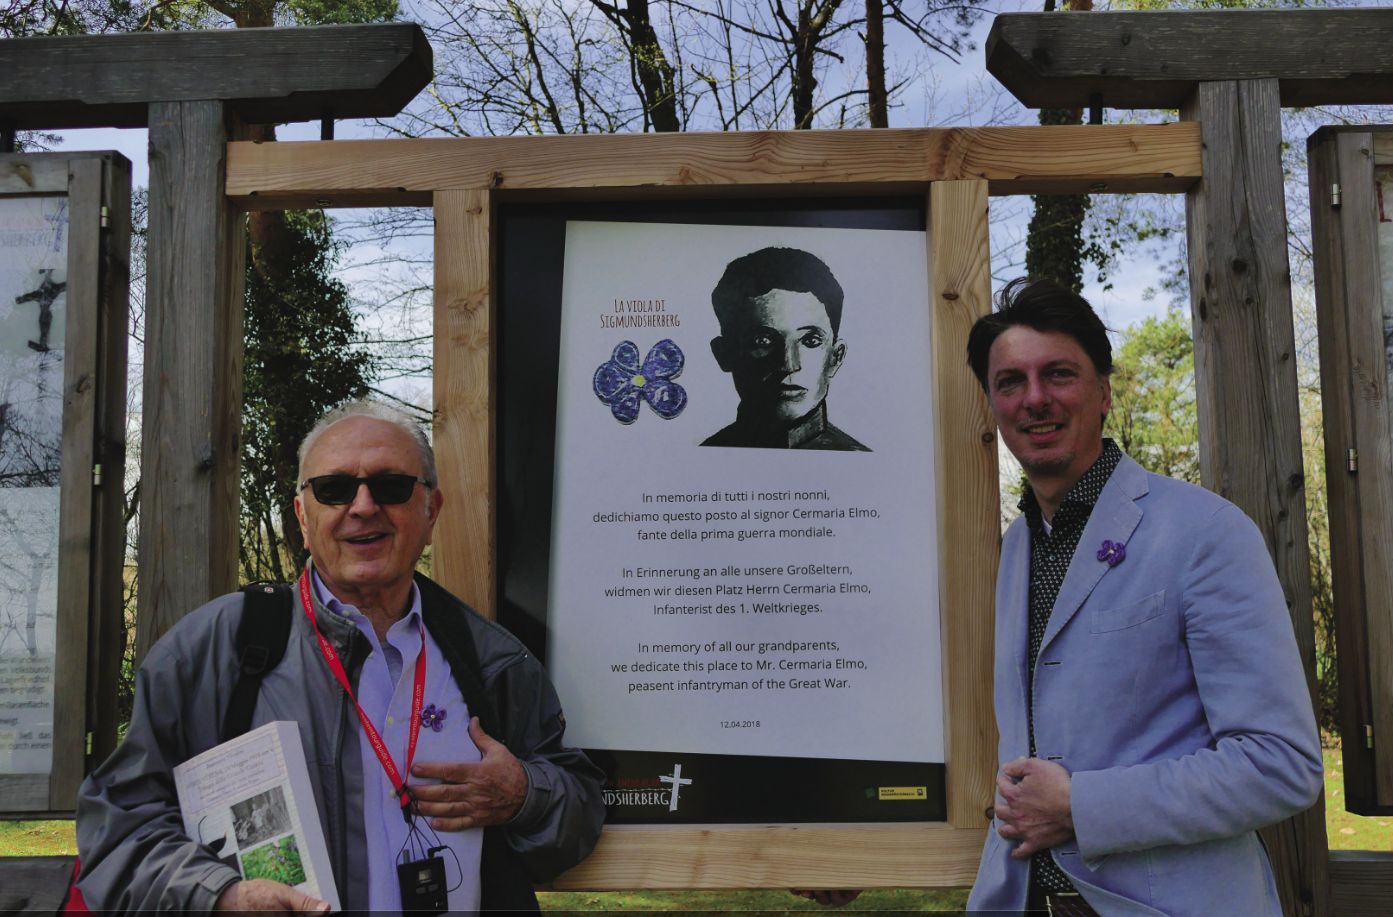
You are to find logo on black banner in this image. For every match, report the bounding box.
[603,763,693,812]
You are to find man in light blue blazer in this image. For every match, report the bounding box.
[964,279,1323,916]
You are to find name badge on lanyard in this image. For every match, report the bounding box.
[298,570,459,915]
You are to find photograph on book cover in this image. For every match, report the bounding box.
[0,196,68,777]
[175,722,341,911]
[543,218,943,824]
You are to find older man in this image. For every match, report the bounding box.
[966,279,1322,916]
[77,401,605,913]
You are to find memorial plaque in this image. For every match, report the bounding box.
[498,201,945,824]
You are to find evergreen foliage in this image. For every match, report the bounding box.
[239,210,376,583]
[1024,109,1092,292]
[1106,307,1199,484]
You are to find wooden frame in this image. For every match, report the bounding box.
[216,123,1197,887]
[0,151,130,817]
[1309,125,1393,817]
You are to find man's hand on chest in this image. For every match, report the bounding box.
[994,756,1075,859]
[410,716,530,831]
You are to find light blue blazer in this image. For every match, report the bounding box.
[967,454,1323,916]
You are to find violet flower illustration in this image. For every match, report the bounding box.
[593,339,687,424]
[420,704,447,732]
[1097,540,1127,567]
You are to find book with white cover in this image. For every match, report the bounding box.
[174,721,341,911]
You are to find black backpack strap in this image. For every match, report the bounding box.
[222,583,294,743]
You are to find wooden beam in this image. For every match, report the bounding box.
[432,190,496,617]
[134,102,247,664]
[1184,78,1330,917]
[223,124,1202,210]
[987,9,1393,110]
[1330,851,1393,917]
[49,158,104,811]
[928,180,999,831]
[0,23,431,129]
[84,152,133,772]
[0,856,77,913]
[549,823,985,890]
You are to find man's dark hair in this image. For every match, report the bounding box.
[712,247,845,335]
[966,277,1113,391]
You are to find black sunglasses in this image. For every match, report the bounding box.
[299,474,432,506]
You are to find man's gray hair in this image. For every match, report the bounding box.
[297,400,436,488]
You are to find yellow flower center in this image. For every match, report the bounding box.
[632,374,647,387]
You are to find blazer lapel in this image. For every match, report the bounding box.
[1038,454,1149,655]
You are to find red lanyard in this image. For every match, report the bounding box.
[298,568,426,811]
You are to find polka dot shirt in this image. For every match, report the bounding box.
[1016,438,1123,894]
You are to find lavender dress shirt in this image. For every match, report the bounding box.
[313,570,483,914]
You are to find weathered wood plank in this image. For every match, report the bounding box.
[1184,78,1329,917]
[90,153,132,768]
[549,823,985,890]
[929,180,999,831]
[224,124,1202,210]
[0,855,77,913]
[1330,851,1393,917]
[988,10,1393,110]
[49,158,103,810]
[0,775,49,811]
[432,190,495,617]
[134,102,245,663]
[1374,133,1393,167]
[0,157,68,195]
[1307,130,1386,817]
[0,24,431,129]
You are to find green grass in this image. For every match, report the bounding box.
[0,819,77,856]
[1323,746,1393,850]
[2,754,1385,909]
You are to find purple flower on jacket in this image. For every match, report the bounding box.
[1097,539,1127,567]
[593,339,687,424]
[421,703,447,732]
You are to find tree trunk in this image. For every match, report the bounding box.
[1025,0,1091,289]
[624,0,680,132]
[865,0,887,128]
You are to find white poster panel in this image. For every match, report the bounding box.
[0,196,67,776]
[547,221,942,764]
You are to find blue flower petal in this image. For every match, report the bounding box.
[641,339,684,380]
[612,341,642,374]
[594,361,635,404]
[610,387,642,424]
[643,380,687,419]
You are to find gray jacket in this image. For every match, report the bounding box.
[76,573,605,913]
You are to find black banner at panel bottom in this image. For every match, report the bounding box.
[584,749,945,824]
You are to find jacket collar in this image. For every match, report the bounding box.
[1037,452,1149,656]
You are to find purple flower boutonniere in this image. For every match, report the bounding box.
[1097,540,1127,567]
[421,704,447,732]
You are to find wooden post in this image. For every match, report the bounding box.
[134,101,247,662]
[432,189,495,616]
[929,180,1000,830]
[1184,78,1330,917]
[90,154,133,769]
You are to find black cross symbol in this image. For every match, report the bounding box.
[14,270,66,353]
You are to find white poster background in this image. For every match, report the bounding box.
[0,196,67,776]
[547,221,943,763]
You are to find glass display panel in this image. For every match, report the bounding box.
[0,195,67,776]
